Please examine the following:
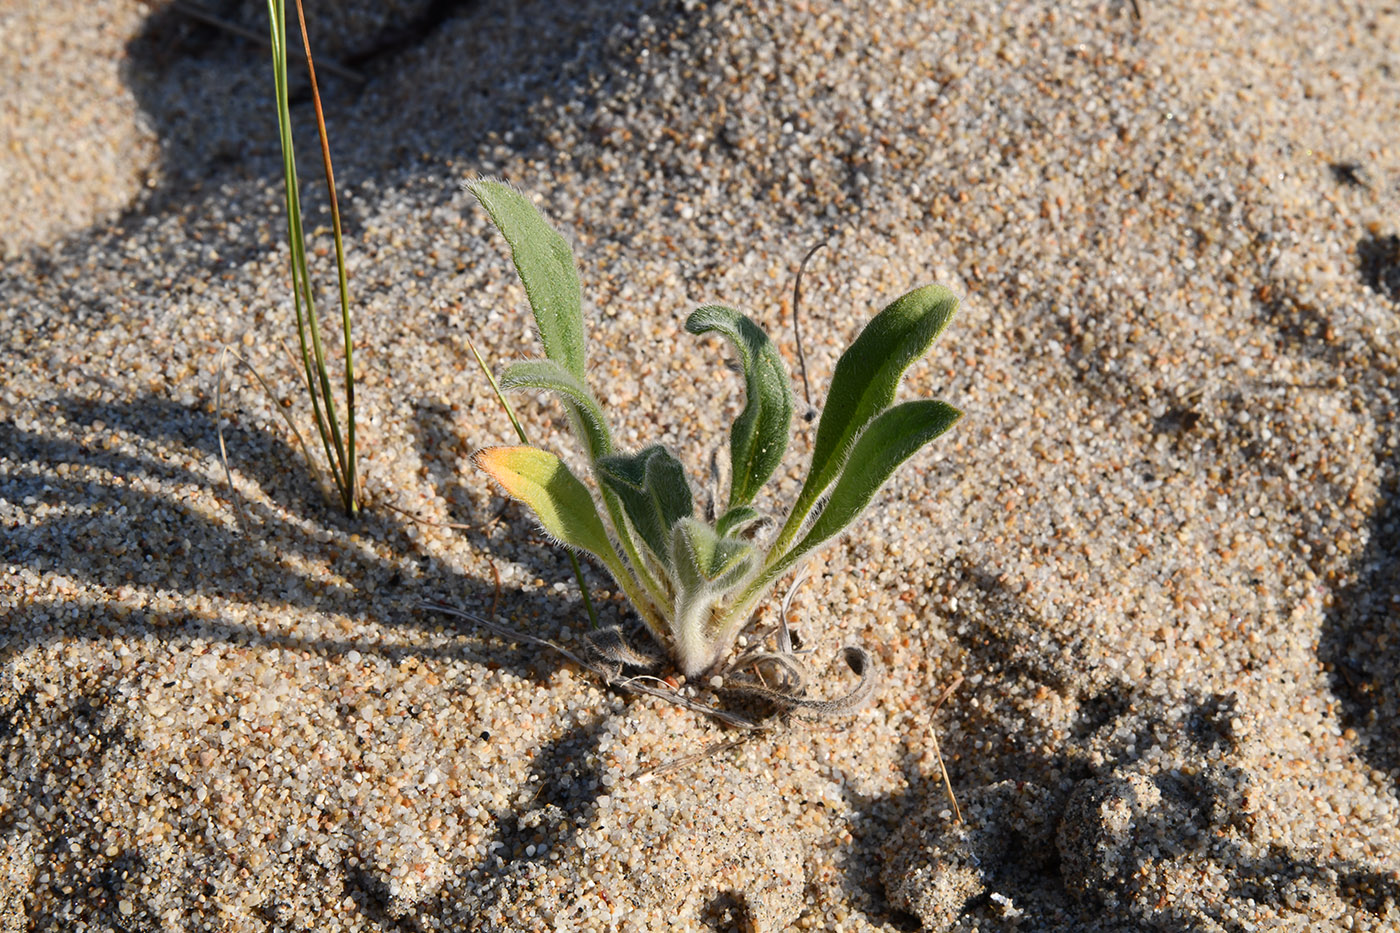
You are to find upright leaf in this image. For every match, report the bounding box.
[784,399,961,566]
[501,359,613,461]
[686,305,794,510]
[473,446,615,561]
[597,445,694,565]
[774,285,958,554]
[467,178,587,380]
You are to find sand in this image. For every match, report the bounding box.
[2,0,1399,929]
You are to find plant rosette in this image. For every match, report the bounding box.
[467,178,961,683]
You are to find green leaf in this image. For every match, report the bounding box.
[473,446,617,561]
[773,284,958,554]
[500,359,613,461]
[785,399,961,565]
[467,178,587,380]
[715,505,762,539]
[671,518,756,593]
[686,305,794,510]
[596,445,694,565]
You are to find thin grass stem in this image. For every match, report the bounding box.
[266,0,358,515]
[215,347,249,534]
[294,0,357,515]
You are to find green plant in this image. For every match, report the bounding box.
[265,0,358,515]
[468,178,961,678]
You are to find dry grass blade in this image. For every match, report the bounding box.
[776,565,810,655]
[632,736,751,783]
[228,346,325,488]
[379,501,474,531]
[215,347,249,534]
[218,345,336,523]
[931,673,964,824]
[584,625,664,673]
[791,240,828,421]
[723,645,878,719]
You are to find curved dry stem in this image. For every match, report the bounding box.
[721,646,878,719]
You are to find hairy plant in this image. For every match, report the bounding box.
[468,178,961,678]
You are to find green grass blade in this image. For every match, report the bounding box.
[293,0,356,514]
[467,338,601,628]
[476,446,664,639]
[266,0,355,513]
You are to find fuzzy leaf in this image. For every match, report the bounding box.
[597,445,694,565]
[670,517,755,593]
[473,446,614,560]
[786,399,961,564]
[715,505,762,539]
[686,305,794,509]
[467,178,587,380]
[500,359,613,461]
[796,285,958,518]
[670,517,756,676]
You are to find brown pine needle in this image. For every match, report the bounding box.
[931,673,964,824]
[215,347,249,534]
[379,501,474,531]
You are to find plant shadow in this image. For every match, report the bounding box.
[0,387,657,924]
[0,390,587,680]
[1317,463,1400,786]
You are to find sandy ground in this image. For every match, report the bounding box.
[3,0,1400,929]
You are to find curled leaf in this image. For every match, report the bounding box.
[686,305,794,510]
[597,445,695,566]
[715,505,762,539]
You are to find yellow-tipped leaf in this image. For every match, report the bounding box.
[474,446,614,560]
